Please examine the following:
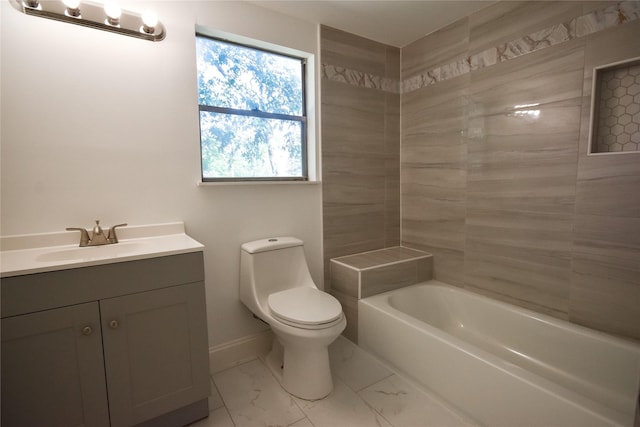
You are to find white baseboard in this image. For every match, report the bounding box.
[209,330,273,374]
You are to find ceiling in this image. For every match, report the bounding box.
[249,1,495,47]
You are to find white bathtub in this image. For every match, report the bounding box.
[358,280,640,427]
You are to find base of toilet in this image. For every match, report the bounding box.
[265,337,334,401]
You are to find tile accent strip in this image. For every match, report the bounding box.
[403,1,640,93]
[322,63,401,93]
[321,2,640,94]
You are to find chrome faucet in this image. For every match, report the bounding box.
[66,220,127,247]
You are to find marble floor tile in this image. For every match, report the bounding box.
[329,335,393,391]
[288,417,315,427]
[208,376,224,412]
[294,377,392,427]
[189,407,234,427]
[213,358,305,427]
[359,374,478,427]
[206,343,476,427]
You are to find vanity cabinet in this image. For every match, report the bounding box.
[1,252,209,427]
[2,302,110,427]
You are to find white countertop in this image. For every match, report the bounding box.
[0,222,204,278]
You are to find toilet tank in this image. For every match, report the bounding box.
[240,237,316,316]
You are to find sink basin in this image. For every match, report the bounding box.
[1,223,205,278]
[35,242,147,262]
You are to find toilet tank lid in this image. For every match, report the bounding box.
[241,237,303,254]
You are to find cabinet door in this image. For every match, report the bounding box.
[1,302,110,427]
[101,282,209,427]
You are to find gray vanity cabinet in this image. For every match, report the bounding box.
[1,302,110,427]
[101,282,209,427]
[1,253,209,427]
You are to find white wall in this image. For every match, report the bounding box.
[0,0,323,348]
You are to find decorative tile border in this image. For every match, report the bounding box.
[322,1,640,94]
[322,63,401,94]
[403,1,640,93]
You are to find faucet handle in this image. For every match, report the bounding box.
[66,227,90,247]
[107,223,128,244]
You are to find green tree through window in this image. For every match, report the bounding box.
[196,35,307,181]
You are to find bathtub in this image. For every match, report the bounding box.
[358,280,640,427]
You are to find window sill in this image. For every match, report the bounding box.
[197,180,321,187]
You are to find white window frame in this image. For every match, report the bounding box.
[195,26,319,185]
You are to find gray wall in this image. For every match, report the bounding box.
[322,1,640,342]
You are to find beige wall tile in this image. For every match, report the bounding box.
[570,213,640,339]
[403,242,466,287]
[399,0,639,337]
[570,262,640,340]
[322,81,386,155]
[575,171,640,217]
[321,26,389,76]
[329,288,359,342]
[401,73,468,286]
[330,261,360,298]
[402,18,469,78]
[465,238,573,283]
[465,209,574,313]
[324,1,640,340]
[469,1,582,55]
[385,46,401,80]
[403,75,469,136]
[416,258,433,282]
[568,17,640,340]
[572,214,640,271]
[360,261,415,298]
[467,41,585,116]
[321,30,401,289]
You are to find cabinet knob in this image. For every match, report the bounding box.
[81,326,93,336]
[109,319,119,329]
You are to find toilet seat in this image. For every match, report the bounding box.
[268,287,343,330]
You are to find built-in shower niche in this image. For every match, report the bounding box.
[589,57,640,154]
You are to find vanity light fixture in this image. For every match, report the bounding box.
[62,0,80,17]
[141,10,158,34]
[11,0,165,41]
[23,0,40,9]
[103,1,120,26]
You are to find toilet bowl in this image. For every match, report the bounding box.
[239,237,346,400]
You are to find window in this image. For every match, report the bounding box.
[196,34,308,181]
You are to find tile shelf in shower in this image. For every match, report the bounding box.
[329,246,432,343]
[589,56,640,155]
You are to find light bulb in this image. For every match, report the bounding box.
[141,10,158,34]
[63,0,81,17]
[104,1,121,25]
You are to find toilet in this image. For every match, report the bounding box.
[239,237,346,400]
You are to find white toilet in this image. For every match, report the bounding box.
[239,237,346,400]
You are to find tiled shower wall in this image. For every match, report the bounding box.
[321,1,640,341]
[321,27,400,291]
[402,1,640,341]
